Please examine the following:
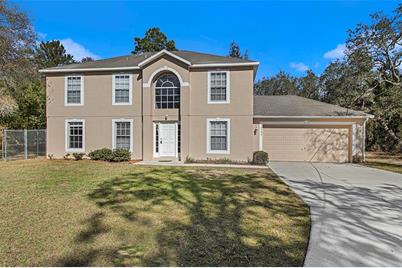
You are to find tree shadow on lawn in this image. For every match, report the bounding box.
[58,167,310,266]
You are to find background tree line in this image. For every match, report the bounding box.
[0,0,400,152]
[254,5,401,152]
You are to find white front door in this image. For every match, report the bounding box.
[159,123,177,157]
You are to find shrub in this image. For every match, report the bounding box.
[88,148,130,162]
[111,148,131,162]
[352,155,363,163]
[88,148,113,161]
[252,151,268,165]
[72,153,85,161]
[185,156,195,163]
[63,153,70,160]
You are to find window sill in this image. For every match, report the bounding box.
[207,150,230,154]
[66,149,85,153]
[65,103,84,107]
[207,101,230,104]
[112,103,132,106]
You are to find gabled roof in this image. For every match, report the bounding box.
[39,49,259,73]
[254,95,373,118]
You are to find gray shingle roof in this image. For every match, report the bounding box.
[42,50,258,71]
[254,95,370,117]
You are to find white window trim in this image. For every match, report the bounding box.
[207,71,230,104]
[112,74,133,105]
[112,119,133,152]
[206,118,230,154]
[64,75,84,106]
[65,119,85,153]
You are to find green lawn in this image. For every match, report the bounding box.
[0,160,310,266]
[364,152,402,174]
[363,162,402,174]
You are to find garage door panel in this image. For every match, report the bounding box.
[263,127,349,163]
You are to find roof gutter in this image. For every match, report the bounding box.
[39,62,260,74]
[39,66,141,73]
[254,115,374,119]
[190,62,260,68]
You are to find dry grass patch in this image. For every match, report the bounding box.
[364,152,402,174]
[0,159,310,266]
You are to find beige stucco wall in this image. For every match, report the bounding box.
[45,55,256,161]
[46,71,143,159]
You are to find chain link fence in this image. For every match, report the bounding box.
[2,129,46,161]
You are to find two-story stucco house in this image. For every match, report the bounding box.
[40,49,372,163]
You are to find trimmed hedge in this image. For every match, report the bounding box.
[88,148,130,162]
[252,151,269,165]
[111,148,131,162]
[88,148,113,161]
[72,153,85,161]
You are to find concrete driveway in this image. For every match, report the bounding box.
[269,162,402,267]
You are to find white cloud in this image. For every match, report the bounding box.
[290,62,309,72]
[60,38,100,61]
[324,43,346,60]
[37,32,47,40]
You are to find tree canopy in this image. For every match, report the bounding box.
[0,0,37,91]
[229,41,241,58]
[34,40,75,69]
[132,27,176,54]
[228,41,249,59]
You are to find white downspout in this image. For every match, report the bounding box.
[363,118,368,162]
[259,124,263,151]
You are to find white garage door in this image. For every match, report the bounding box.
[263,127,350,162]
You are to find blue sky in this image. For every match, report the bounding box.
[15,0,398,80]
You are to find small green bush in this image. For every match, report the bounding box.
[88,148,113,161]
[111,148,131,162]
[252,151,268,165]
[63,153,70,160]
[89,148,131,162]
[185,156,195,163]
[72,153,85,161]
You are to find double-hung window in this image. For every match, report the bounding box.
[112,119,133,152]
[113,74,132,105]
[65,120,85,152]
[65,76,84,105]
[208,71,230,104]
[207,119,230,154]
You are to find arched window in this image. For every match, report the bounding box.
[155,74,180,109]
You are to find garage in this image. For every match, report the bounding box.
[253,95,373,163]
[262,126,350,162]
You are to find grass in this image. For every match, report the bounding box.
[0,159,310,266]
[364,152,402,174]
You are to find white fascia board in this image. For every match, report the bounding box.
[39,66,140,73]
[261,121,355,126]
[138,49,191,67]
[191,62,260,68]
[254,115,373,119]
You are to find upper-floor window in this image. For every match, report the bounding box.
[113,74,132,105]
[208,71,230,104]
[155,74,180,109]
[65,76,84,106]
